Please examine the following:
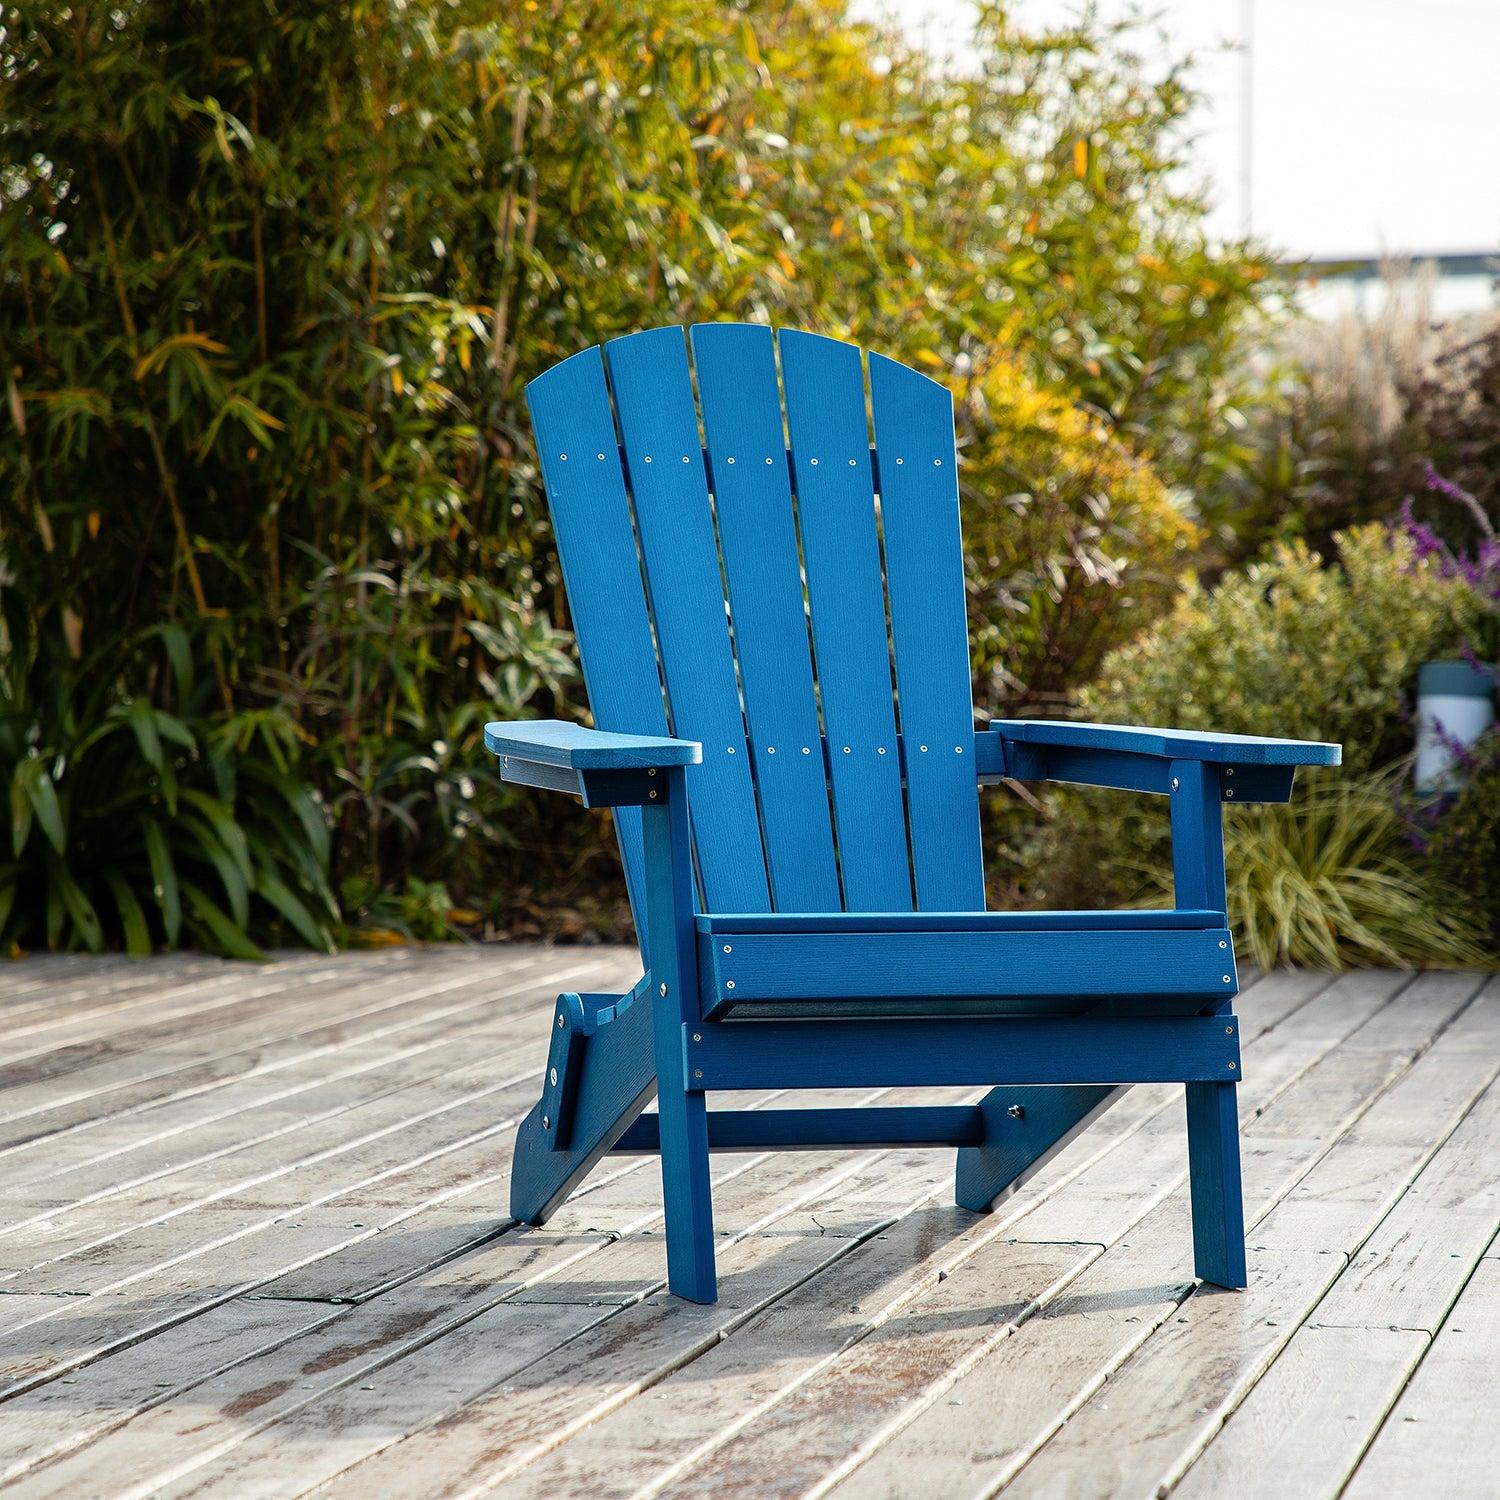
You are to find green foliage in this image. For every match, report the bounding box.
[1,0,1277,949]
[1030,527,1485,944]
[336,875,478,948]
[1030,765,1488,971]
[1084,525,1481,777]
[0,613,335,956]
[960,353,1202,715]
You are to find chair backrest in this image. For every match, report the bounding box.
[526,324,984,933]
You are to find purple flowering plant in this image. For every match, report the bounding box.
[1396,466,1500,890]
[1396,464,1500,662]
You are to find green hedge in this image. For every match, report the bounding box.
[1,1,1274,952]
[1024,527,1490,965]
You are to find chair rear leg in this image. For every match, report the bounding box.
[1185,1080,1247,1288]
[955,1085,1124,1212]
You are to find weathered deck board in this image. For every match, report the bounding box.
[1341,1256,1500,1499]
[563,971,1475,1500]
[906,973,1491,1500]
[0,950,1494,1499]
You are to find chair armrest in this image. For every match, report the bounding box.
[485,719,701,806]
[484,719,700,769]
[988,720,1341,803]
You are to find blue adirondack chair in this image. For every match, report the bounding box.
[486,324,1341,1304]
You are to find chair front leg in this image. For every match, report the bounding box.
[1169,758,1247,1285]
[642,766,718,1303]
[1185,1079,1247,1288]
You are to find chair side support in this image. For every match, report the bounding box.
[641,765,718,1303]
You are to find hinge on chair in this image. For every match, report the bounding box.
[540,993,588,1150]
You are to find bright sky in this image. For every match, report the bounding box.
[851,0,1500,261]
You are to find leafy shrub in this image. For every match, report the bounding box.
[336,876,479,948]
[1031,767,1487,970]
[0,617,335,958]
[1030,525,1483,920]
[1,0,1278,948]
[1084,525,1480,776]
[960,353,1202,716]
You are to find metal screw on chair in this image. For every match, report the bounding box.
[1007,1104,1025,1119]
[1225,1026,1234,1034]
[1172,777,1180,790]
[542,1115,551,1129]
[693,1032,702,1042]
[725,981,736,990]
[722,944,732,953]
[549,1068,558,1086]
[1219,940,1228,949]
[660,983,668,997]
[1223,975,1232,983]
[1227,1061,1237,1070]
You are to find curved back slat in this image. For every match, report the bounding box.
[524,346,663,933]
[526,324,985,932]
[602,328,770,914]
[869,353,986,909]
[779,330,914,912]
[691,323,842,911]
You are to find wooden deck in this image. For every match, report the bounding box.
[0,949,1495,1498]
